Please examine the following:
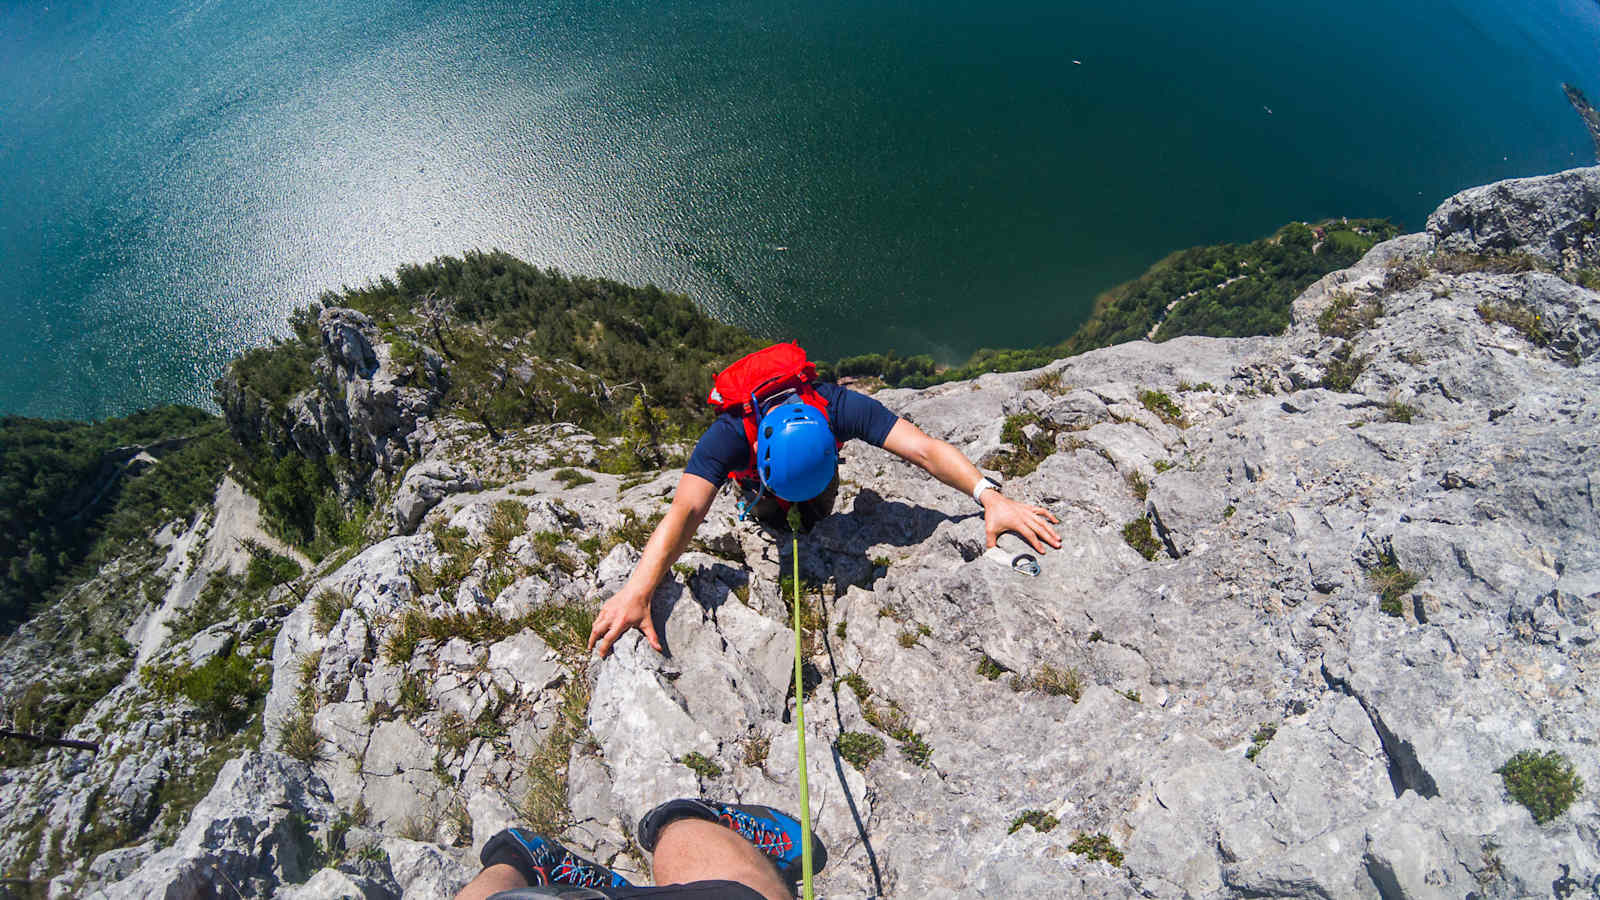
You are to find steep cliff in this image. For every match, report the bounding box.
[4,168,1598,899]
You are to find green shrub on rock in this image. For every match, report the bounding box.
[1138,390,1184,425]
[552,468,595,488]
[993,413,1057,478]
[1008,809,1060,835]
[1068,832,1124,866]
[1245,722,1277,761]
[680,751,723,779]
[1320,343,1370,392]
[1496,750,1583,824]
[1317,292,1384,338]
[143,651,267,732]
[1122,517,1162,561]
[976,655,1007,680]
[837,732,885,769]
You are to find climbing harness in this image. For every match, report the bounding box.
[793,509,819,890]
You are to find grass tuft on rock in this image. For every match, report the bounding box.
[281,710,326,763]
[1431,250,1542,276]
[1138,390,1184,425]
[1025,369,1069,396]
[1368,550,1420,617]
[1318,292,1384,339]
[1068,832,1125,866]
[680,751,723,779]
[1383,401,1418,424]
[1496,750,1583,824]
[383,603,592,664]
[837,732,885,770]
[1320,342,1370,392]
[311,589,354,635]
[1476,301,1550,347]
[1122,517,1162,561]
[1015,664,1083,701]
[1008,809,1060,835]
[1245,722,1277,761]
[552,468,596,488]
[519,677,591,837]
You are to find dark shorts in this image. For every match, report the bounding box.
[487,881,770,900]
[744,475,839,533]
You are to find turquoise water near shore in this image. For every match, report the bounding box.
[2,0,1597,419]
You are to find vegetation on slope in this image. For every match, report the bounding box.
[822,219,1399,387]
[0,408,232,633]
[225,251,760,554]
[325,249,757,433]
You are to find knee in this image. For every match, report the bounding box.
[651,819,792,900]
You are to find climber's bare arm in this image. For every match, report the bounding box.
[588,472,718,658]
[881,418,1061,553]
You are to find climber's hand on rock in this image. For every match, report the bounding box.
[982,492,1061,554]
[588,585,662,658]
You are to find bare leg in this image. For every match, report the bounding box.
[453,863,526,900]
[651,817,794,900]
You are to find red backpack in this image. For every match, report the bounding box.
[708,342,835,487]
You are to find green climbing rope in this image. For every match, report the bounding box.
[788,509,815,900]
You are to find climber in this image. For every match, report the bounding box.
[587,342,1060,658]
[455,798,824,900]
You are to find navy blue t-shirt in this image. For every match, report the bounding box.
[684,383,899,487]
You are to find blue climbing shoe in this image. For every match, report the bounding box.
[479,827,630,891]
[636,799,827,881]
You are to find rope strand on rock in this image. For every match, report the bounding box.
[788,508,815,900]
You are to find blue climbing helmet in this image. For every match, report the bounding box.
[755,397,838,502]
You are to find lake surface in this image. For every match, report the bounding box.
[2,0,1597,419]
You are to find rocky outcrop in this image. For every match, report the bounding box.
[392,461,481,535]
[1427,166,1600,269]
[11,167,1600,899]
[217,307,446,494]
[292,308,446,476]
[87,752,343,899]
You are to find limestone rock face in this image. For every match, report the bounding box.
[89,752,342,898]
[393,460,481,534]
[11,167,1600,899]
[217,306,446,495]
[292,308,446,479]
[1427,166,1600,268]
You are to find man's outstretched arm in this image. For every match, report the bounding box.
[587,472,719,658]
[881,418,1061,553]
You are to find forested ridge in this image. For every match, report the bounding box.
[320,250,758,433]
[223,251,762,558]
[0,408,232,632]
[823,218,1399,387]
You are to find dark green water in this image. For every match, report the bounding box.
[2,0,1596,419]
